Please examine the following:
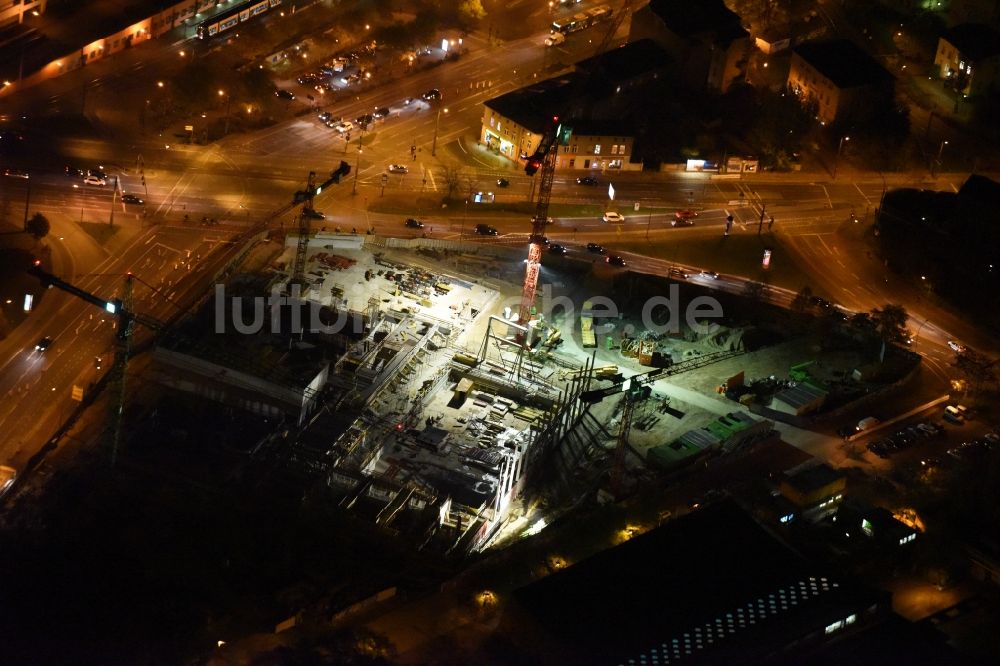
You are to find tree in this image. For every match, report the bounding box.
[25,212,50,240]
[869,303,910,344]
[953,349,998,394]
[457,0,486,24]
[442,166,464,199]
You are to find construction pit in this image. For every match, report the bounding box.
[156,235,908,556]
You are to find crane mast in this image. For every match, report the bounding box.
[289,161,351,287]
[516,0,631,325]
[28,262,152,464]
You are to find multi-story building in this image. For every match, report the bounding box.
[629,0,750,92]
[481,76,641,173]
[480,40,671,171]
[787,39,894,123]
[934,23,1000,96]
[0,0,46,28]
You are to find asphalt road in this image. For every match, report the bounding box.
[0,7,992,475]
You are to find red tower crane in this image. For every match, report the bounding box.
[516,0,633,325]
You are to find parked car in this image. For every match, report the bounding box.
[275,89,295,100]
[34,336,53,352]
[586,243,606,255]
[475,224,499,236]
[404,218,424,228]
[387,164,408,174]
[496,177,510,187]
[548,244,568,255]
[810,295,833,309]
[83,175,106,186]
[297,74,319,85]
[121,194,144,204]
[603,211,625,224]
[607,255,627,267]
[576,176,598,186]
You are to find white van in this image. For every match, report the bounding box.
[544,31,566,47]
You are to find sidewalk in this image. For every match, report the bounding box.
[449,135,519,172]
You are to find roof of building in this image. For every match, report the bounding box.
[512,499,887,665]
[647,437,706,469]
[793,39,894,89]
[943,23,1000,62]
[958,173,1000,204]
[773,383,828,409]
[647,0,748,44]
[484,73,583,134]
[575,39,672,81]
[483,73,637,136]
[782,463,845,494]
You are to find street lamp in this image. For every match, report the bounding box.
[352,125,366,196]
[218,89,231,136]
[932,140,948,177]
[832,135,849,180]
[431,106,448,157]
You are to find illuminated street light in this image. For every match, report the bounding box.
[218,90,231,136]
[431,106,449,156]
[832,135,850,180]
[932,140,949,177]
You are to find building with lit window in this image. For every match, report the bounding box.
[787,39,894,123]
[481,75,641,172]
[504,500,918,665]
[934,23,1000,96]
[480,40,671,171]
[778,461,846,519]
[0,0,46,27]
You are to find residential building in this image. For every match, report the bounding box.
[934,23,1000,96]
[779,462,846,513]
[480,39,670,171]
[0,0,46,27]
[833,500,919,549]
[629,0,750,92]
[554,121,634,171]
[788,39,894,123]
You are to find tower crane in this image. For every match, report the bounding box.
[517,0,633,325]
[580,366,668,498]
[28,262,165,465]
[290,160,352,286]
